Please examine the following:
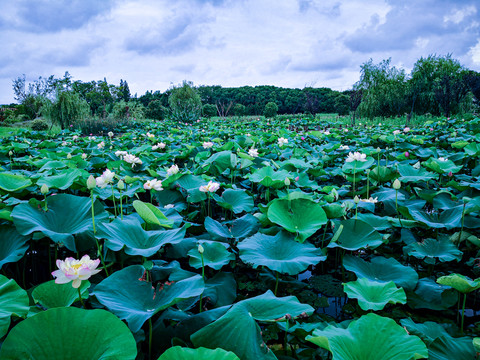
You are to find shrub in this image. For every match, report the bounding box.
[232,103,246,116]
[30,118,49,131]
[73,116,130,136]
[264,102,278,118]
[112,100,145,121]
[168,81,202,122]
[202,104,217,118]
[145,100,167,120]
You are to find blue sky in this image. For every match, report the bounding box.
[1,0,479,104]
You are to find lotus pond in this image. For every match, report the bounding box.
[0,116,480,359]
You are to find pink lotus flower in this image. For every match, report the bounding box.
[52,255,101,288]
[301,136,305,140]
[448,171,453,177]
[405,151,409,157]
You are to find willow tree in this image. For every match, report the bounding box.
[168,81,202,122]
[45,90,90,129]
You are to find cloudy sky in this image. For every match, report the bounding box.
[1,0,479,104]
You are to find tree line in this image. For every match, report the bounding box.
[5,54,480,126]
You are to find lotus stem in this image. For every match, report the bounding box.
[199,250,205,313]
[148,318,153,360]
[77,287,85,309]
[90,191,96,234]
[353,163,356,196]
[366,170,370,198]
[274,271,280,296]
[459,202,466,244]
[43,194,48,211]
[461,293,467,334]
[119,190,123,220]
[111,185,117,217]
[395,189,403,227]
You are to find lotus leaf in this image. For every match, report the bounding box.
[0,225,30,268]
[158,346,240,360]
[404,237,463,265]
[267,197,327,242]
[93,265,204,332]
[36,168,83,190]
[436,273,480,293]
[0,307,137,359]
[429,335,476,360]
[307,313,428,360]
[0,172,32,192]
[212,189,254,214]
[328,219,384,251]
[0,275,29,338]
[188,241,235,270]
[32,280,90,309]
[133,200,173,228]
[407,277,457,310]
[343,255,418,291]
[12,194,108,251]
[249,166,291,188]
[191,290,314,360]
[343,278,407,311]
[238,231,326,275]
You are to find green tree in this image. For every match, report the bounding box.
[264,101,278,118]
[202,104,217,118]
[112,100,145,120]
[232,103,246,116]
[145,100,167,120]
[334,94,350,116]
[168,81,202,122]
[44,90,90,129]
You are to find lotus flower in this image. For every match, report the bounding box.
[123,154,142,168]
[338,145,350,150]
[114,150,128,159]
[199,181,220,193]
[437,157,448,162]
[393,130,401,135]
[108,131,114,137]
[248,148,259,157]
[203,141,214,149]
[97,141,105,149]
[360,197,379,204]
[143,179,163,191]
[52,255,101,288]
[345,152,367,162]
[96,169,115,189]
[278,137,288,147]
[166,164,179,177]
[152,142,166,150]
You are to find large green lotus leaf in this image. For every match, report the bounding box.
[92,265,204,332]
[267,198,327,242]
[429,335,476,360]
[188,241,235,270]
[404,237,462,265]
[191,291,314,360]
[32,280,90,309]
[0,275,29,338]
[0,307,137,359]
[342,157,375,173]
[212,189,254,214]
[436,273,480,294]
[0,225,30,268]
[205,215,259,241]
[356,213,393,230]
[344,278,406,311]
[97,217,185,257]
[307,313,428,360]
[400,318,451,345]
[158,346,240,360]
[36,169,83,190]
[174,174,207,203]
[397,163,438,183]
[367,165,397,183]
[238,231,326,275]
[203,150,237,175]
[132,200,173,228]
[408,207,462,229]
[249,166,291,188]
[343,255,418,291]
[203,272,237,308]
[424,157,463,174]
[11,194,108,251]
[464,142,480,156]
[0,172,32,192]
[407,277,457,310]
[328,219,384,251]
[37,160,68,171]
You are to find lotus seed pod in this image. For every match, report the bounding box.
[393,179,401,190]
[87,175,96,190]
[40,184,49,195]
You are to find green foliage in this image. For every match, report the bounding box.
[112,100,145,121]
[168,81,202,123]
[145,100,167,120]
[30,118,49,131]
[202,104,217,118]
[232,103,246,116]
[263,101,278,118]
[334,93,350,115]
[44,90,90,129]
[73,116,129,136]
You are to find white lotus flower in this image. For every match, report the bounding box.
[81,153,87,160]
[114,150,128,159]
[164,204,175,209]
[360,197,379,204]
[278,137,288,147]
[412,161,421,169]
[199,181,220,193]
[203,141,214,149]
[51,255,101,288]
[345,152,367,162]
[108,131,114,138]
[72,135,79,141]
[338,145,350,151]
[167,164,179,177]
[437,157,448,162]
[123,154,142,168]
[97,141,105,149]
[146,132,155,138]
[404,127,410,133]
[248,148,259,157]
[95,169,115,189]
[88,136,96,141]
[143,179,163,191]
[393,130,401,135]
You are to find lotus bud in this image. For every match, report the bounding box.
[198,244,204,254]
[376,147,381,153]
[40,184,49,195]
[87,175,96,190]
[448,171,453,177]
[8,150,13,156]
[117,179,125,190]
[354,195,360,204]
[463,197,471,204]
[67,153,72,159]
[366,169,370,175]
[392,179,401,190]
[404,151,409,158]
[284,177,291,186]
